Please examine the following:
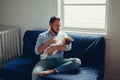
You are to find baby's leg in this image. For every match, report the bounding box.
[52,50,58,55]
[40,53,48,60]
[40,48,48,60]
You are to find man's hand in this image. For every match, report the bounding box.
[37,38,56,54]
[46,46,56,56]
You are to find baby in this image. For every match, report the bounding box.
[40,36,73,60]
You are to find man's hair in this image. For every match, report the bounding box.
[49,16,60,24]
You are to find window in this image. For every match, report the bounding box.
[59,0,109,34]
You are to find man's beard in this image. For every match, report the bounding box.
[51,28,58,35]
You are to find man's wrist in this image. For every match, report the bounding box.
[46,41,50,47]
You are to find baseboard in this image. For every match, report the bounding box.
[104,74,120,80]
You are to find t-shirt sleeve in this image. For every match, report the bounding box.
[35,34,43,55]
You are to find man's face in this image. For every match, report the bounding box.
[50,20,61,34]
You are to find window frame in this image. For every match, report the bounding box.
[57,0,112,38]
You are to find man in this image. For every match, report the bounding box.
[32,16,81,80]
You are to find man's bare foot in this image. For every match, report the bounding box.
[40,69,56,77]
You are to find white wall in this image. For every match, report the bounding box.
[104,0,120,80]
[0,0,120,80]
[0,0,58,36]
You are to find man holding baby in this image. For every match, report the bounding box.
[32,16,81,80]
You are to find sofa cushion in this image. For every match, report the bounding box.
[43,67,98,80]
[0,57,39,80]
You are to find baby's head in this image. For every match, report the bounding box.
[62,37,74,44]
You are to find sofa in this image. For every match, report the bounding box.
[0,30,105,80]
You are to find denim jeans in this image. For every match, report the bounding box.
[32,58,81,80]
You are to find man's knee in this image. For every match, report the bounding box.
[72,58,81,67]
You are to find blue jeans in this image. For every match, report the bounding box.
[32,58,81,80]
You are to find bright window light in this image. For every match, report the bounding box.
[59,0,107,34]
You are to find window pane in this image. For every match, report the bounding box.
[64,6,106,29]
[64,0,106,4]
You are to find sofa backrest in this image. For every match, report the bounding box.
[64,32,105,66]
[22,30,44,59]
[22,30,105,71]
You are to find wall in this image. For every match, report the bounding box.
[104,0,120,80]
[0,0,57,36]
[105,39,120,80]
[0,0,120,80]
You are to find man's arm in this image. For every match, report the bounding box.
[52,44,67,51]
[54,44,67,51]
[46,43,72,56]
[37,38,56,54]
[37,41,50,54]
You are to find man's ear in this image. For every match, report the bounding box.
[49,23,52,27]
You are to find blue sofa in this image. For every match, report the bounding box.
[0,30,105,80]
